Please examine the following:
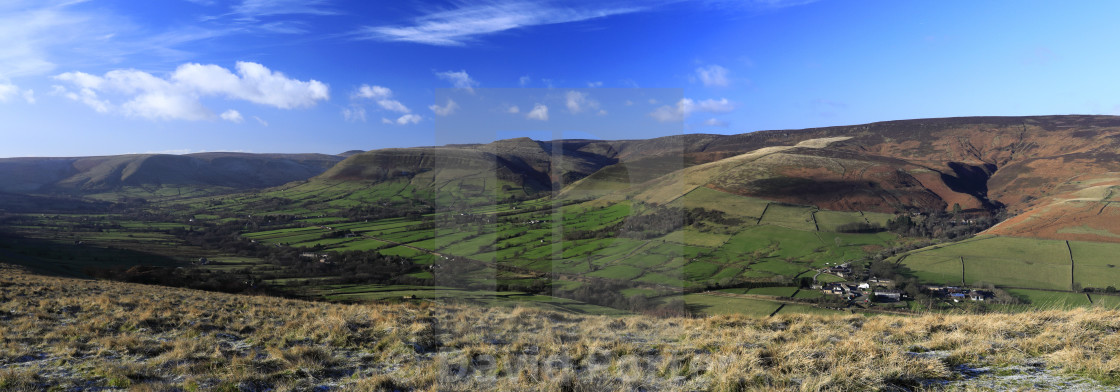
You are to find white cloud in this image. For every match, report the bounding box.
[696,64,730,87]
[54,61,328,120]
[231,0,337,18]
[519,76,531,86]
[429,99,458,116]
[353,84,392,99]
[565,90,599,114]
[377,99,410,113]
[649,105,681,123]
[526,103,548,121]
[587,81,603,87]
[0,83,18,102]
[342,106,366,122]
[61,86,111,113]
[22,89,34,104]
[357,2,646,46]
[253,115,268,126]
[0,1,113,79]
[436,70,478,92]
[598,109,607,116]
[352,84,411,113]
[649,98,736,123]
[506,105,520,114]
[692,98,735,113]
[173,62,329,108]
[220,109,244,123]
[386,114,421,125]
[702,118,728,127]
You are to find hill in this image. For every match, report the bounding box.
[0,152,344,200]
[2,265,1119,391]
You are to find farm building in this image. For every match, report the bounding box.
[873,290,902,302]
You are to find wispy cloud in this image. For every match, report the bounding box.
[565,90,600,114]
[231,0,337,19]
[0,0,327,84]
[342,105,366,122]
[429,99,459,116]
[649,98,735,122]
[702,118,728,127]
[436,70,478,92]
[356,1,648,46]
[0,1,118,79]
[696,64,730,87]
[382,113,421,125]
[701,0,820,10]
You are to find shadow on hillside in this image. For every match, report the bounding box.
[0,231,179,278]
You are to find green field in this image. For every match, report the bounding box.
[901,236,1120,292]
[682,293,783,316]
[759,203,818,231]
[1004,289,1091,310]
[672,186,769,220]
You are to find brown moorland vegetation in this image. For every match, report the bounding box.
[3,265,1120,391]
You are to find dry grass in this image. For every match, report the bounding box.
[2,264,1119,391]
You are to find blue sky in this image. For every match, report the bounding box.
[2,1,1120,157]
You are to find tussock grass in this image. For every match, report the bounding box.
[1,264,1119,390]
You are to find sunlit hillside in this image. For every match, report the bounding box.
[2,265,1119,391]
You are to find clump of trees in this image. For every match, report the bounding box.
[886,208,1005,241]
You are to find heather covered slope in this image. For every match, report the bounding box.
[3,266,1120,391]
[559,115,1120,240]
[985,173,1120,242]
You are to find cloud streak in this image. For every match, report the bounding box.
[649,98,735,122]
[357,1,647,46]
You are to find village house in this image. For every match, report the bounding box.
[873,290,902,302]
[299,252,331,263]
[826,265,852,278]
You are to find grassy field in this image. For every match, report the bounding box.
[682,293,782,316]
[758,203,818,231]
[901,236,1120,292]
[5,266,1120,390]
[671,186,769,220]
[1004,288,1091,310]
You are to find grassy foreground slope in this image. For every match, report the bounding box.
[3,266,1120,391]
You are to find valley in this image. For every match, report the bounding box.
[7,115,1120,318]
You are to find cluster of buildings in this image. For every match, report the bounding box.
[812,263,993,304]
[922,285,992,302]
[814,280,901,302]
